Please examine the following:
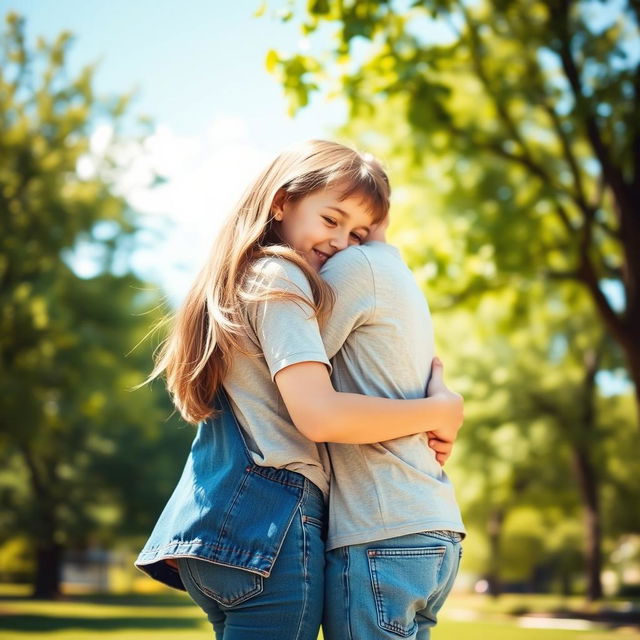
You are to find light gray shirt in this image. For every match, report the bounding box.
[320,242,466,550]
[222,257,331,496]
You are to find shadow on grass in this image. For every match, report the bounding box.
[0,592,196,608]
[67,592,197,608]
[0,614,201,632]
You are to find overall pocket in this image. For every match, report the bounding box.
[367,545,446,637]
[213,465,304,576]
[180,557,264,607]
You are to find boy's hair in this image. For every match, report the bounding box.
[141,139,390,424]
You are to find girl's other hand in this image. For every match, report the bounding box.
[366,215,389,243]
[427,436,453,466]
[425,357,464,443]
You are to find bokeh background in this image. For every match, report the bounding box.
[1,1,639,638]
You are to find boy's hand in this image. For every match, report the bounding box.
[425,357,464,443]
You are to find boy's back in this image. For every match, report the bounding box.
[319,242,465,551]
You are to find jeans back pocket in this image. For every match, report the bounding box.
[367,545,446,637]
[180,557,264,607]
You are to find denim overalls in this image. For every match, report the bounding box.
[135,390,327,640]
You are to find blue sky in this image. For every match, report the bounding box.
[5,0,631,308]
[5,0,344,143]
[2,1,633,394]
[1,0,350,302]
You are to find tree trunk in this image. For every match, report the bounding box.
[32,542,63,599]
[18,443,63,599]
[616,184,640,367]
[572,446,603,601]
[486,507,505,597]
[571,348,603,601]
[626,341,640,430]
[560,567,572,596]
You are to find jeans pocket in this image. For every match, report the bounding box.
[180,557,264,607]
[367,546,446,637]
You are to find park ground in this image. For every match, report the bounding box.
[0,585,638,640]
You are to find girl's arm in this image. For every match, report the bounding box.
[275,358,463,444]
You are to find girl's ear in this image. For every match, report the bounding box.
[271,188,287,221]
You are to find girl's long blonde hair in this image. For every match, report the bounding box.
[143,139,390,424]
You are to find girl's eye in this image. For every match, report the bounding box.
[322,216,337,226]
[350,232,363,243]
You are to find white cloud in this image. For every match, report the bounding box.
[298,36,311,52]
[76,155,97,180]
[90,123,114,156]
[111,115,272,305]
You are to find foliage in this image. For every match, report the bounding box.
[261,0,640,596]
[264,0,640,411]
[0,12,192,594]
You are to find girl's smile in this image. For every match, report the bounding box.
[272,183,375,271]
[313,248,331,265]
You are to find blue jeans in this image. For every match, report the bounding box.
[177,478,326,640]
[323,530,463,640]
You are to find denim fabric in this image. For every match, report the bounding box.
[177,479,326,640]
[323,530,463,640]
[135,389,314,590]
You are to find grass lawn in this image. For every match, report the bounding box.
[0,585,637,639]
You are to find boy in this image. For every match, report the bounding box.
[319,222,466,640]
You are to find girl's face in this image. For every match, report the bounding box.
[272,184,375,271]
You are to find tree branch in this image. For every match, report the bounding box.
[633,59,640,190]
[449,120,581,238]
[545,268,581,280]
[554,200,579,236]
[459,2,593,232]
[429,280,509,312]
[461,4,528,150]
[629,0,640,39]
[553,0,630,211]
[484,142,551,184]
[594,216,621,241]
[576,226,626,344]
[542,102,590,212]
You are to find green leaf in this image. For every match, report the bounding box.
[265,48,279,73]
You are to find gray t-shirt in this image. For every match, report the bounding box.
[320,242,466,550]
[222,256,331,497]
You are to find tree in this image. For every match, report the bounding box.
[426,271,636,600]
[320,100,638,599]
[264,0,640,421]
[0,13,192,598]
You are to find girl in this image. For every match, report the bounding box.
[135,139,463,640]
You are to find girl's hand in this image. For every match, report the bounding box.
[425,357,464,443]
[428,436,454,466]
[366,216,389,243]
